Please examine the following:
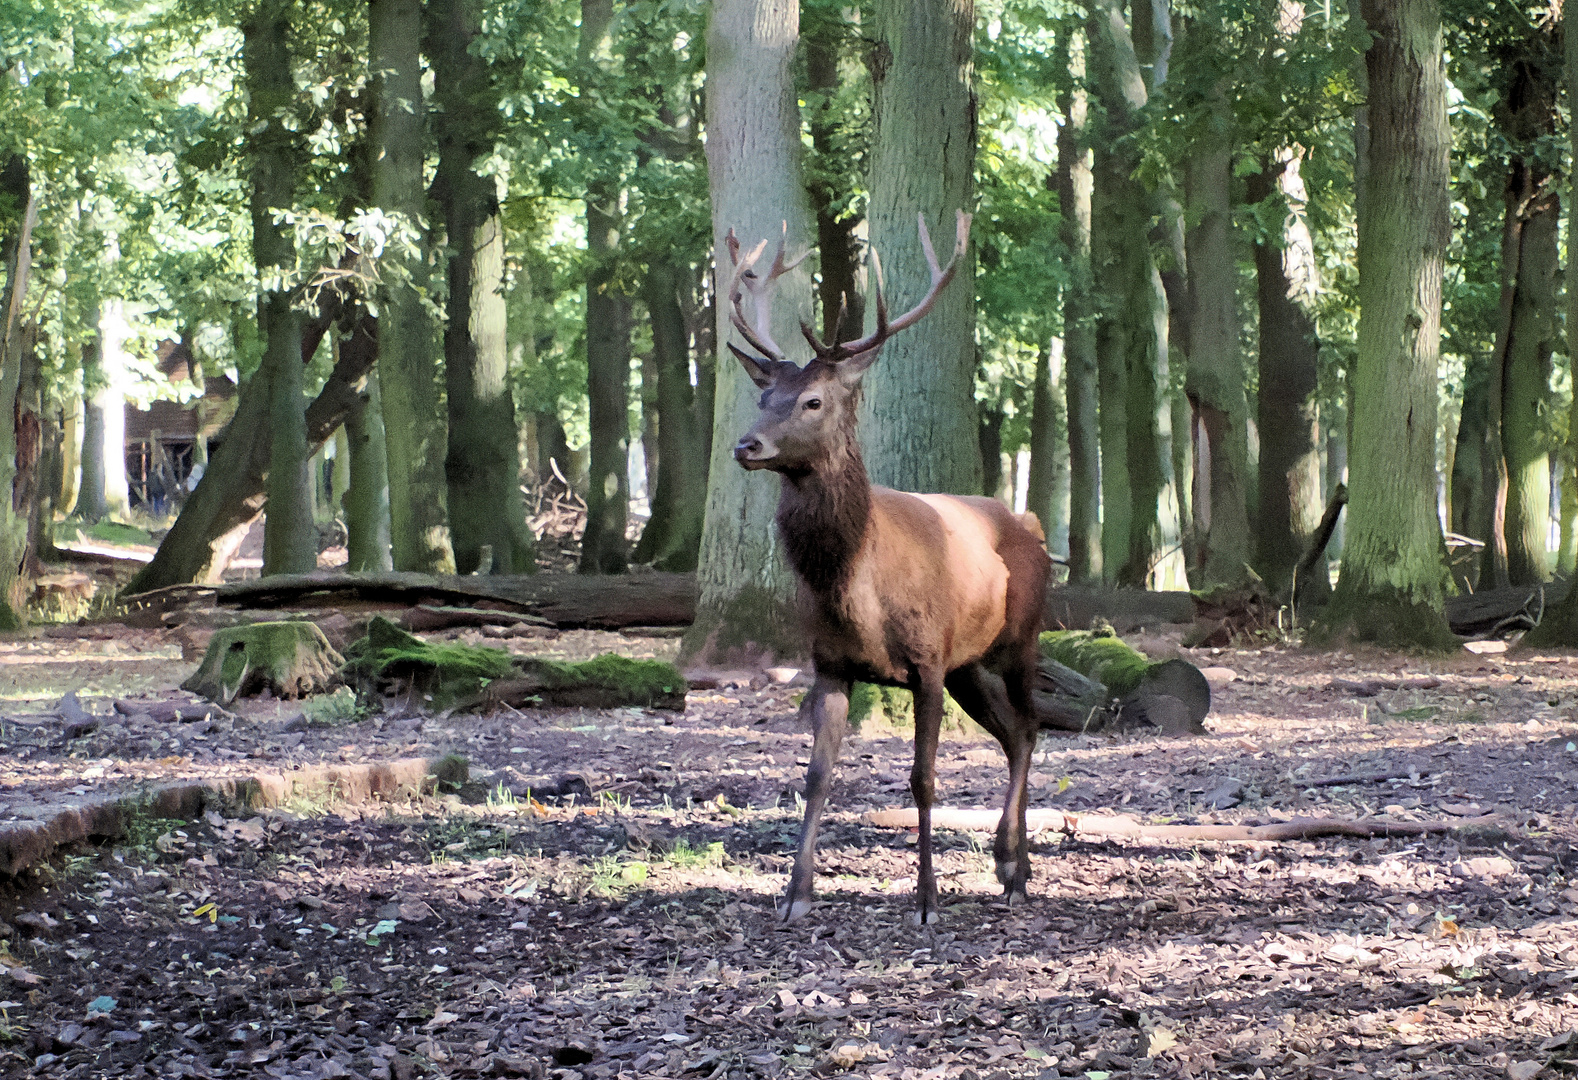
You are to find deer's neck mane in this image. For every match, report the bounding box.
[775,433,872,596]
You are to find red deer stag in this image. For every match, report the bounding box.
[726,211,1051,924]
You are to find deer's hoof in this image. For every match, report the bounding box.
[911,907,941,926]
[777,898,813,924]
[1004,886,1030,907]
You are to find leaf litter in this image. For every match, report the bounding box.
[0,624,1576,1079]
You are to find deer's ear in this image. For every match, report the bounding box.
[728,343,780,389]
[833,346,882,387]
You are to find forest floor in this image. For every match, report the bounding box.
[2,606,1578,1080]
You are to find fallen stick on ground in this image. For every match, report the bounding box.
[1327,676,1443,697]
[1306,770,1425,787]
[862,807,1500,842]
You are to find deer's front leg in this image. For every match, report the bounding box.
[781,674,851,923]
[910,672,947,925]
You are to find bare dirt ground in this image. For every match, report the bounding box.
[2,612,1577,1080]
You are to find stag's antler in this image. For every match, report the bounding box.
[801,210,972,363]
[725,223,809,363]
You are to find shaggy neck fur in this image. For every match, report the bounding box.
[775,412,872,596]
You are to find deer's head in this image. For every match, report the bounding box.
[726,212,971,476]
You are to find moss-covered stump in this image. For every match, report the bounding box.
[1038,629,1211,735]
[182,621,345,705]
[346,615,688,712]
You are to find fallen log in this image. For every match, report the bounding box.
[863,807,1500,842]
[1306,770,1426,787]
[124,570,699,630]
[1038,629,1211,734]
[1326,676,1442,697]
[1446,579,1566,638]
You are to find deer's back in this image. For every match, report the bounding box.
[804,488,1048,683]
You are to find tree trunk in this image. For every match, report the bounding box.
[1521,4,1578,644]
[1250,154,1326,598]
[804,11,866,344]
[859,0,981,496]
[631,260,706,570]
[370,0,454,573]
[85,299,131,522]
[1496,171,1560,586]
[683,0,815,665]
[1058,23,1101,582]
[1450,352,1491,587]
[577,0,631,575]
[1093,0,1184,590]
[1027,339,1067,554]
[77,308,107,523]
[1184,115,1249,586]
[1320,0,1454,647]
[430,0,535,576]
[0,153,36,626]
[243,0,314,577]
[341,313,392,571]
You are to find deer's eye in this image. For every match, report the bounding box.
[803,398,821,411]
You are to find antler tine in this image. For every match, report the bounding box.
[830,210,970,360]
[725,222,807,363]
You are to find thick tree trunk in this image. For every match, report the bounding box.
[1093,0,1184,589]
[631,260,706,570]
[243,1,314,578]
[1184,115,1249,586]
[1250,155,1326,598]
[0,154,37,626]
[431,0,535,576]
[683,0,814,664]
[370,0,454,573]
[83,300,131,522]
[578,0,631,575]
[1058,24,1101,582]
[1519,16,1578,645]
[859,0,981,496]
[1320,0,1454,647]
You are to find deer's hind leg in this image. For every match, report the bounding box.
[945,662,1035,904]
[781,674,852,924]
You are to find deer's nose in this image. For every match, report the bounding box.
[734,435,762,458]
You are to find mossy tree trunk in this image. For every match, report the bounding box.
[1027,340,1069,555]
[578,0,632,575]
[0,153,36,627]
[1184,88,1250,587]
[1450,351,1492,588]
[244,0,315,577]
[370,0,454,574]
[1057,23,1101,582]
[1320,0,1454,647]
[430,0,535,575]
[1250,154,1327,599]
[803,10,866,346]
[683,0,814,664]
[858,0,982,496]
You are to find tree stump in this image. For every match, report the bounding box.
[182,621,345,705]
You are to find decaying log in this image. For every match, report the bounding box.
[863,807,1500,842]
[1306,770,1427,787]
[1445,579,1567,638]
[124,571,699,630]
[182,622,344,705]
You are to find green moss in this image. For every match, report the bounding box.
[429,754,469,792]
[846,683,969,731]
[1039,629,1151,697]
[182,621,344,704]
[680,584,804,665]
[516,653,685,703]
